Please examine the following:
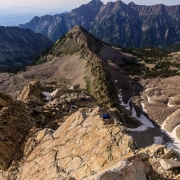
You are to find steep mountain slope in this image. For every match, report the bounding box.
[0,26,52,67]
[0,26,177,142]
[166,43,180,52]
[23,25,136,107]
[0,25,174,148]
[0,26,180,180]
[19,0,180,48]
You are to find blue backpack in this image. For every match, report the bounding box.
[103,114,110,119]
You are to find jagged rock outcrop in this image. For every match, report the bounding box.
[0,92,33,170]
[16,79,99,129]
[160,159,180,171]
[19,0,180,48]
[0,79,180,179]
[88,154,151,180]
[4,107,135,180]
[0,26,52,67]
[17,80,45,102]
[1,107,180,180]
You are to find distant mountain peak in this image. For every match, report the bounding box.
[69,25,84,32]
[19,0,180,48]
[128,2,136,6]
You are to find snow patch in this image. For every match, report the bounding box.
[118,90,132,110]
[145,88,150,92]
[128,107,154,132]
[154,136,164,145]
[167,98,175,107]
[145,95,153,103]
[42,91,51,101]
[161,122,180,153]
[119,90,154,132]
[140,102,147,113]
[118,93,126,107]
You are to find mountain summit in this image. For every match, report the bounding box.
[33,25,136,107]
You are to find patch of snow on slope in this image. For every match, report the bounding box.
[140,102,147,113]
[145,95,153,103]
[161,121,180,153]
[167,98,175,107]
[42,91,51,101]
[118,89,132,110]
[119,90,154,132]
[128,106,154,132]
[154,136,164,145]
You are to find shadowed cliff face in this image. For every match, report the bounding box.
[19,0,180,48]
[0,92,33,170]
[0,26,52,67]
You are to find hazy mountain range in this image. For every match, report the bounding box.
[0,9,68,26]
[0,26,52,66]
[19,0,180,49]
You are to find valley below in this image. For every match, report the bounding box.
[118,76,180,153]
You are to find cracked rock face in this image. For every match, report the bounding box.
[89,155,150,180]
[1,103,180,179]
[16,107,134,180]
[0,93,33,170]
[17,80,45,101]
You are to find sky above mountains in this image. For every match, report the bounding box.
[0,0,180,11]
[0,0,180,26]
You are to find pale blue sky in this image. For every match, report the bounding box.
[0,0,180,26]
[0,0,180,12]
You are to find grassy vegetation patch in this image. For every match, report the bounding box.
[83,76,91,93]
[121,46,180,79]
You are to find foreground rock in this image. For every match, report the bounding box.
[160,159,180,170]
[2,107,180,180]
[17,80,45,101]
[0,80,180,180]
[14,107,134,180]
[0,92,33,170]
[88,154,151,180]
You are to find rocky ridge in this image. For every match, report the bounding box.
[33,25,136,108]
[19,0,180,48]
[0,92,33,171]
[0,25,135,108]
